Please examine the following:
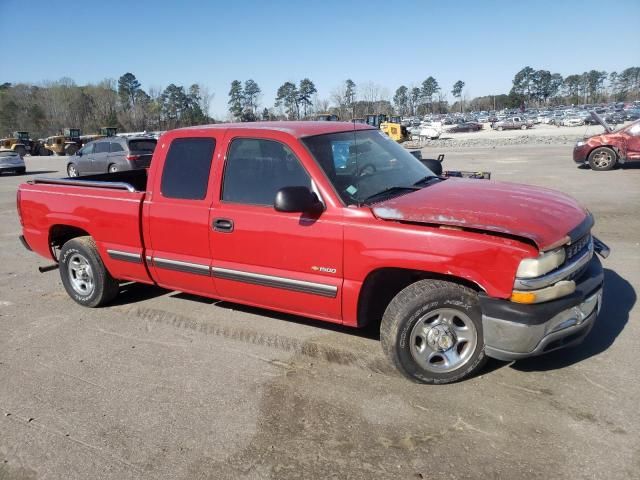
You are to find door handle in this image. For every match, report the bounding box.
[213,218,234,233]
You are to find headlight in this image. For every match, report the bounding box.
[575,141,585,147]
[516,248,566,279]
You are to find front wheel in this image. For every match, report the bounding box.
[67,163,79,177]
[108,164,119,173]
[588,147,617,171]
[59,236,119,307]
[521,124,527,130]
[380,280,487,384]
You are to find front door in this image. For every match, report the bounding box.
[624,123,640,161]
[145,135,219,297]
[209,135,344,323]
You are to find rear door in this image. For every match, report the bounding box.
[108,140,126,169]
[91,140,111,173]
[76,142,94,174]
[145,135,220,297]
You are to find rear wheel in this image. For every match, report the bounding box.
[59,237,119,307]
[108,164,118,173]
[67,163,79,177]
[380,280,487,384]
[588,147,617,171]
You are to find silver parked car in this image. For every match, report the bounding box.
[0,149,26,175]
[66,136,157,177]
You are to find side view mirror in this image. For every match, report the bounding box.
[274,186,324,214]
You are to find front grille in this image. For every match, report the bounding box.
[565,234,591,260]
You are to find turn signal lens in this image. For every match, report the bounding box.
[510,291,537,304]
[511,280,576,304]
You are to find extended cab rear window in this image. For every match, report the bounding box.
[160,138,215,200]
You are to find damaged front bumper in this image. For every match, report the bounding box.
[480,254,605,361]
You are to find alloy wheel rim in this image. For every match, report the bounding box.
[410,308,478,373]
[593,151,612,168]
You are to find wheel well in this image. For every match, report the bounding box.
[356,268,483,329]
[589,145,620,159]
[49,225,90,259]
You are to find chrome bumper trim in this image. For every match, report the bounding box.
[483,289,602,360]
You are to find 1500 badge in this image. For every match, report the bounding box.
[311,266,337,274]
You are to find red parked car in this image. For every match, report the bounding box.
[17,122,609,383]
[573,112,640,170]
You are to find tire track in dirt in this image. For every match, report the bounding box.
[116,305,396,376]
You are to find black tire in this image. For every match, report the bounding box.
[59,237,119,307]
[588,147,617,171]
[65,145,78,156]
[380,280,487,384]
[108,164,118,173]
[67,163,79,177]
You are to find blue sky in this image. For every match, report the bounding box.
[4,0,639,117]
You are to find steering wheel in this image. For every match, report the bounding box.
[357,163,376,177]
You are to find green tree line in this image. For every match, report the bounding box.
[0,72,212,138]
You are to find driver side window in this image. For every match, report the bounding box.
[222,138,311,206]
[82,143,94,155]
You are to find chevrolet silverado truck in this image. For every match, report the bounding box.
[573,112,640,170]
[17,122,609,384]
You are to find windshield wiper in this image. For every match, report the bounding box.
[412,175,442,187]
[361,186,419,205]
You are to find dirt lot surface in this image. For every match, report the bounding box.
[407,121,635,149]
[1,147,639,479]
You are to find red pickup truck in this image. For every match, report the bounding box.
[17,122,609,384]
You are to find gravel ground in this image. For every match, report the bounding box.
[0,148,639,479]
[405,121,633,149]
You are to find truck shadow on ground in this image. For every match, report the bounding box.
[511,268,634,372]
[110,282,168,306]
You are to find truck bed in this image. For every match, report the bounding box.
[18,169,151,284]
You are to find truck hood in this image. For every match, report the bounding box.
[371,178,589,251]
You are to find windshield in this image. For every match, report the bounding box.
[302,129,435,205]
